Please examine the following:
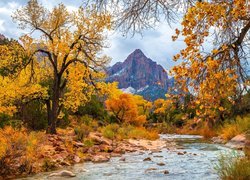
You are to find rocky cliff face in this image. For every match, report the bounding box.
[106,49,173,100]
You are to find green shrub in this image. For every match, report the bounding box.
[83,139,94,147]
[0,113,11,128]
[74,124,91,141]
[156,122,175,134]
[172,113,185,127]
[0,114,22,130]
[19,100,47,130]
[78,115,94,126]
[76,96,110,124]
[101,124,119,139]
[42,158,57,171]
[101,124,159,140]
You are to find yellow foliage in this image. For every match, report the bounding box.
[105,93,150,126]
[171,0,249,120]
[1,0,113,133]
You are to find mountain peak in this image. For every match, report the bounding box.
[107,49,172,101]
[126,49,147,60]
[132,49,144,55]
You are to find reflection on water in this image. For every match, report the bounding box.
[21,134,239,180]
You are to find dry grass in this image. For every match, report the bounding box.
[216,153,250,180]
[0,126,46,176]
[101,124,159,140]
[220,115,250,140]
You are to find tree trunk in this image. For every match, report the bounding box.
[47,74,60,134]
[207,119,214,129]
[45,100,52,134]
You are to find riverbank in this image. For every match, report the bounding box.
[1,122,249,179]
[19,134,239,180]
[0,126,166,179]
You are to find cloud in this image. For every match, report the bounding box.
[103,23,185,70]
[0,0,183,70]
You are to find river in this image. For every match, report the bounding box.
[20,134,239,180]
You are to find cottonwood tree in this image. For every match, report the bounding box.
[12,0,111,133]
[172,0,250,126]
[105,93,147,126]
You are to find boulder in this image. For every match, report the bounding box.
[119,157,126,161]
[55,146,65,152]
[73,155,81,163]
[157,162,165,166]
[153,155,163,158]
[88,132,112,146]
[145,168,157,173]
[177,152,184,155]
[60,161,71,166]
[99,144,113,152]
[113,147,125,154]
[211,136,226,144]
[77,168,89,173]
[225,134,246,150]
[49,170,76,177]
[162,170,169,174]
[111,153,122,157]
[73,142,84,148]
[91,154,110,163]
[143,157,152,161]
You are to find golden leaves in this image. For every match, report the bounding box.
[170,0,247,120]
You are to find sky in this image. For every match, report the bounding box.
[0,0,186,70]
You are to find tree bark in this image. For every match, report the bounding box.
[45,99,52,134]
[47,73,60,134]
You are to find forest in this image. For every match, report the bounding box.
[0,0,249,179]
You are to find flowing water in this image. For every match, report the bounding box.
[21,134,239,180]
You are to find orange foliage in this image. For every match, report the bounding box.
[0,126,45,176]
[171,0,250,122]
[105,93,148,126]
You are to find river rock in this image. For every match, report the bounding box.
[111,153,122,157]
[73,142,84,148]
[119,157,126,161]
[225,134,246,150]
[157,162,165,166]
[211,136,226,144]
[77,168,89,173]
[177,152,184,155]
[153,155,163,158]
[145,168,157,173]
[143,157,152,161]
[99,144,113,152]
[88,132,112,146]
[49,170,76,177]
[55,146,65,152]
[60,161,71,166]
[162,170,169,174]
[150,149,162,153]
[73,155,81,163]
[91,154,110,163]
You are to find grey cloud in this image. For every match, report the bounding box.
[0,0,184,70]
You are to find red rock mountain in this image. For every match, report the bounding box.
[106,49,173,100]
